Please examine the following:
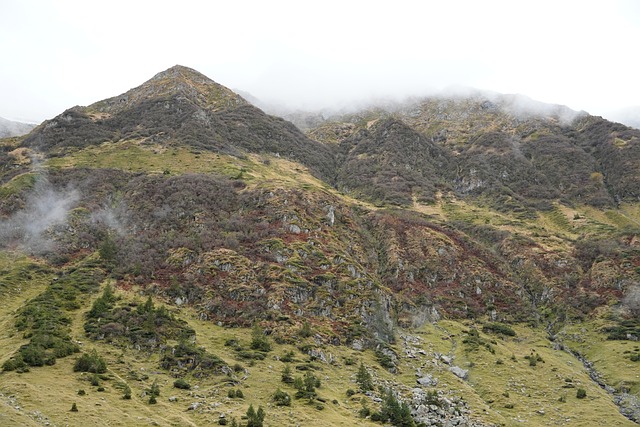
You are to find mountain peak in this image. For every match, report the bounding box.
[90,65,248,114]
[147,64,215,86]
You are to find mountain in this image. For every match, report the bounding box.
[310,94,640,210]
[0,116,36,138]
[23,65,336,182]
[607,106,640,129]
[1,66,640,426]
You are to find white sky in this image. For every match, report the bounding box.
[1,0,639,123]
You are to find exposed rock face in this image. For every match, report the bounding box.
[411,388,496,427]
[449,366,469,380]
[417,374,438,387]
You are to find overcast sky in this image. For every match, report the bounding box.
[1,0,639,123]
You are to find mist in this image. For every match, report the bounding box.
[90,206,126,237]
[257,83,587,131]
[0,174,79,255]
[2,1,639,127]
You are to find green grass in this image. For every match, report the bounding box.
[540,206,573,234]
[450,322,636,426]
[0,173,37,199]
[558,314,640,396]
[0,253,50,297]
[0,253,53,367]
[0,274,637,426]
[45,141,251,177]
[43,140,339,196]
[577,205,636,236]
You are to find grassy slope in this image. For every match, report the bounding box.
[558,312,640,397]
[0,281,636,426]
[42,140,640,233]
[437,321,636,426]
[0,253,52,427]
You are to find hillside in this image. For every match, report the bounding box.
[0,117,36,138]
[0,66,639,426]
[22,65,336,183]
[310,94,640,211]
[608,106,640,130]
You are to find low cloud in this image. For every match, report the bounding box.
[0,175,79,254]
[90,206,126,237]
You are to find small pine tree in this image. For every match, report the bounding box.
[246,405,257,427]
[281,364,293,383]
[150,379,160,396]
[70,402,78,412]
[148,379,160,404]
[304,371,320,393]
[123,384,132,400]
[398,401,414,427]
[74,349,107,373]
[250,324,271,352]
[90,374,100,386]
[380,388,415,427]
[246,404,266,427]
[138,296,155,314]
[99,235,118,263]
[576,388,587,399]
[356,362,374,391]
[247,405,265,427]
[359,404,371,418]
[256,406,265,425]
[272,388,291,406]
[102,283,115,302]
[144,295,154,312]
[299,321,312,338]
[88,284,117,318]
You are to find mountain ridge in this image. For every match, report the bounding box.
[23,65,640,211]
[0,116,37,138]
[20,65,337,182]
[89,65,249,115]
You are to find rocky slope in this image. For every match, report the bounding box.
[309,94,640,210]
